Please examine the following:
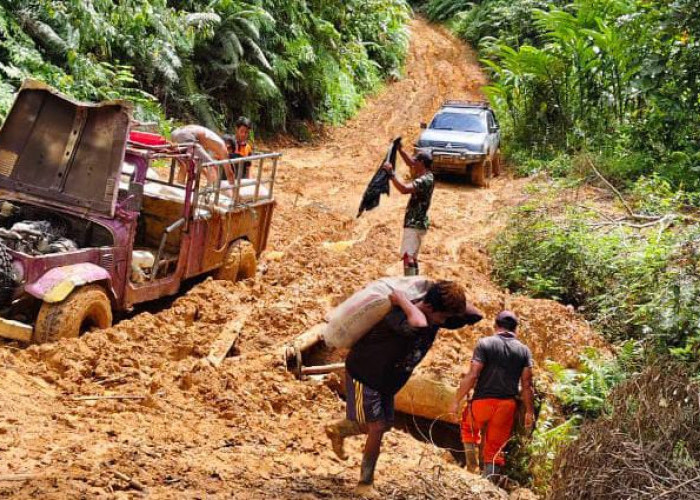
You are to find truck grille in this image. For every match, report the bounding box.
[100,253,114,270]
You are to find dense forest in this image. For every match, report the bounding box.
[414,0,700,496]
[0,0,411,135]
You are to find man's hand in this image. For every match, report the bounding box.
[382,162,394,174]
[388,290,408,306]
[524,411,535,431]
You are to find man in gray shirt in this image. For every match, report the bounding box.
[450,311,535,482]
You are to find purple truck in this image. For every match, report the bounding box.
[0,80,278,343]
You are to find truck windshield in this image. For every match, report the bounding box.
[430,112,485,133]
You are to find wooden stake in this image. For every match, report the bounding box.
[207,312,250,367]
[68,394,145,401]
[114,470,146,492]
[0,473,45,482]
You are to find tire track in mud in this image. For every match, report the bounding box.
[0,19,600,499]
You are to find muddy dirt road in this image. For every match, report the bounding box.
[0,19,602,499]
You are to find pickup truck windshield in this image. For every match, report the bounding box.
[430,112,486,133]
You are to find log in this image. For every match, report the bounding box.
[292,323,326,352]
[339,373,458,425]
[394,376,458,424]
[207,312,250,367]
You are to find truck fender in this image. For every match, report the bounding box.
[25,263,113,304]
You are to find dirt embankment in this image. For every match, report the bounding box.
[0,19,602,499]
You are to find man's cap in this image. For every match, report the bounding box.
[441,303,483,330]
[495,310,518,330]
[235,116,252,129]
[414,150,433,168]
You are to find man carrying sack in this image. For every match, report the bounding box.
[325,280,482,496]
[450,311,535,483]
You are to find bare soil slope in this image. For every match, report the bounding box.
[0,19,602,499]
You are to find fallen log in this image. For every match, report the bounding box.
[338,372,458,425]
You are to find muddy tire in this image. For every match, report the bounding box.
[492,150,502,177]
[33,285,112,343]
[0,243,14,308]
[238,240,257,280]
[215,240,257,282]
[470,160,492,187]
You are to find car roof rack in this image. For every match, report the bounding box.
[442,99,490,109]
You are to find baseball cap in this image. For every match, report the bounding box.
[495,310,518,330]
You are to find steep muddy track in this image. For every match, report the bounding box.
[0,19,602,499]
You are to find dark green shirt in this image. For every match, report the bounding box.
[403,172,435,230]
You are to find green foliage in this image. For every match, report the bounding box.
[433,0,700,189]
[492,190,700,359]
[0,0,412,132]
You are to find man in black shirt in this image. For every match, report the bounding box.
[450,311,535,482]
[325,281,483,496]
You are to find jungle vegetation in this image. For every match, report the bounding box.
[414,0,700,494]
[0,0,411,134]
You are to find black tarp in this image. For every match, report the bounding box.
[357,137,402,217]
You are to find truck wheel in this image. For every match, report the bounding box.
[238,240,257,280]
[470,161,491,187]
[492,150,502,177]
[33,285,112,343]
[0,243,14,308]
[215,240,257,282]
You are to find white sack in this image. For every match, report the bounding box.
[323,276,432,349]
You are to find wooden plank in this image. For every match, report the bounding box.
[207,312,250,367]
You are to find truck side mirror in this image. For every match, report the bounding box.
[419,122,427,129]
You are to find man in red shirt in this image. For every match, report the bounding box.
[450,311,535,482]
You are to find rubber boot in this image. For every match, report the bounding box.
[463,443,480,474]
[354,454,380,498]
[482,463,502,485]
[325,419,362,460]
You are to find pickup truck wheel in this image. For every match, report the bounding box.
[492,150,502,177]
[215,240,257,282]
[237,240,257,280]
[470,160,491,187]
[33,285,112,343]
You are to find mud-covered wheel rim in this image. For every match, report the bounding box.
[33,285,112,343]
[470,162,489,187]
[237,240,257,280]
[215,240,257,282]
[492,150,502,177]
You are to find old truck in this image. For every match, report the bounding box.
[0,80,279,343]
[416,100,501,186]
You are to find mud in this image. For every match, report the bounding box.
[0,19,600,499]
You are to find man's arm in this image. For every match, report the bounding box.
[521,367,535,430]
[382,162,417,194]
[450,361,484,415]
[388,291,428,328]
[398,147,418,169]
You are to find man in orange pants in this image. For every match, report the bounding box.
[450,311,535,483]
